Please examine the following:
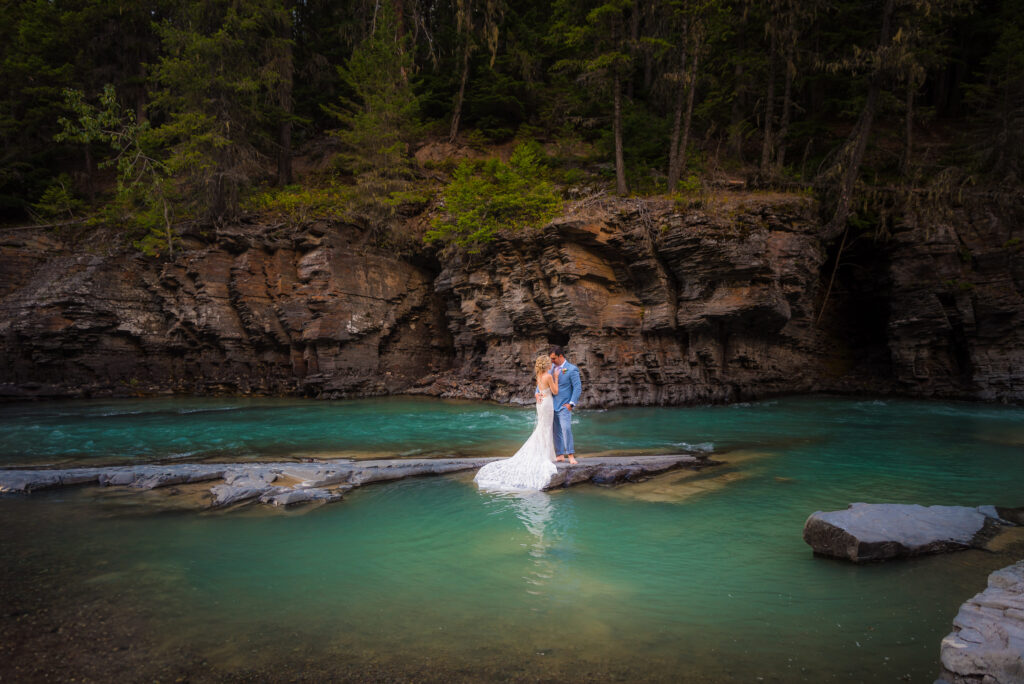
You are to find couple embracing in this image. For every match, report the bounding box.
[474,346,582,492]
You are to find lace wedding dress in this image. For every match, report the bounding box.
[475,387,558,491]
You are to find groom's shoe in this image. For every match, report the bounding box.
[568,454,578,465]
[555,455,565,462]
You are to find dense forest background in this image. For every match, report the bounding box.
[1,0,1021,254]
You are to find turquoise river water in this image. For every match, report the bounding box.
[1,395,1023,682]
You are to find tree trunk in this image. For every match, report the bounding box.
[677,47,701,183]
[728,11,747,161]
[824,0,896,240]
[775,47,793,171]
[135,63,148,124]
[666,42,688,192]
[392,0,410,83]
[902,82,913,175]
[760,29,777,176]
[449,41,471,143]
[729,62,745,160]
[278,120,293,186]
[627,1,639,99]
[643,50,654,92]
[83,145,95,204]
[613,72,628,195]
[394,0,406,38]
[277,25,294,187]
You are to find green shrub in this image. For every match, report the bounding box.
[32,174,83,220]
[247,184,356,224]
[425,141,562,251]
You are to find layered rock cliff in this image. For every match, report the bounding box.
[1,192,1021,406]
[0,222,452,398]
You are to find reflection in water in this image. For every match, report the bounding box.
[488,491,565,598]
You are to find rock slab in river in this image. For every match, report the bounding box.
[0,454,717,509]
[802,503,1006,562]
[939,560,1024,684]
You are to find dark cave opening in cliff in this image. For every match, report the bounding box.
[819,230,893,380]
[546,331,571,349]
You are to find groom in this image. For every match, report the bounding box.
[548,346,582,465]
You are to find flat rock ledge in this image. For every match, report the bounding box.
[938,560,1024,684]
[0,453,716,509]
[802,503,1017,562]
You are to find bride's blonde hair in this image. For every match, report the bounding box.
[534,355,550,376]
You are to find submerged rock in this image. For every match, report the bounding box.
[939,560,1024,684]
[802,503,1010,562]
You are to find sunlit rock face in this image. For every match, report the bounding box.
[423,196,883,406]
[0,193,1021,406]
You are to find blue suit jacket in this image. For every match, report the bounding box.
[551,361,582,410]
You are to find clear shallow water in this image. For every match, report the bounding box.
[1,395,1023,681]
[3,393,1021,469]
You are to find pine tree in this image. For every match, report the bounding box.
[148,0,289,223]
[323,1,421,201]
[552,0,634,195]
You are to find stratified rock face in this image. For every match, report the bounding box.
[886,197,1024,401]
[0,193,1021,405]
[422,196,881,406]
[940,560,1024,684]
[802,503,1006,562]
[0,223,452,399]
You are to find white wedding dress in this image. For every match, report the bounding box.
[475,387,558,491]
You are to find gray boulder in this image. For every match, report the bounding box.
[939,561,1024,684]
[803,503,1007,562]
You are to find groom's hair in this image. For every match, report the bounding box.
[549,345,564,358]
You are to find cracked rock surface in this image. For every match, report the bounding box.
[939,560,1024,684]
[0,453,717,509]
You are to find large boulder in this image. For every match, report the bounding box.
[802,503,1008,562]
[939,561,1024,684]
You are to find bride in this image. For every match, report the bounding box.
[474,355,560,491]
